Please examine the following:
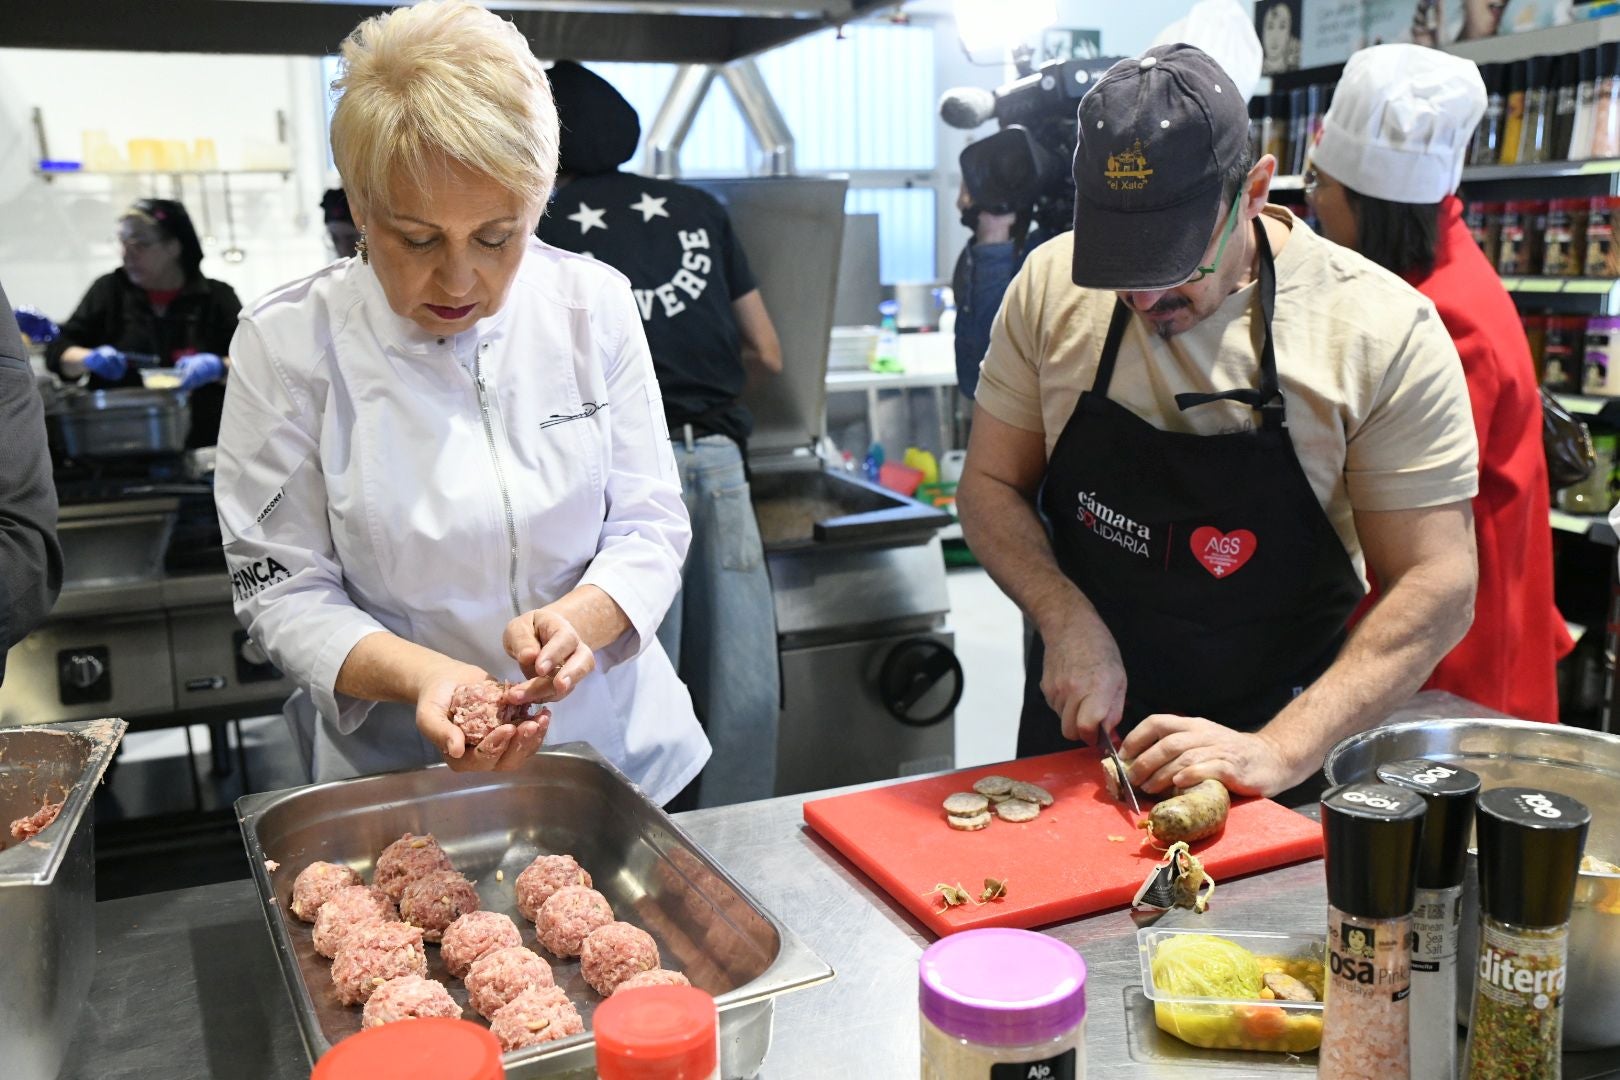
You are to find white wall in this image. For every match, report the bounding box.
[0,49,334,322]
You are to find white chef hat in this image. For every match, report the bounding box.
[1151,0,1263,102]
[1311,43,1486,204]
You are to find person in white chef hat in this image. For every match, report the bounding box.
[1308,43,1571,726]
[1151,0,1265,101]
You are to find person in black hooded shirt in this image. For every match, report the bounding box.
[538,60,784,808]
[45,199,240,448]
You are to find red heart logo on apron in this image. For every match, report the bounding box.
[1190,527,1257,579]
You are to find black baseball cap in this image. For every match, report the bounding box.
[1071,44,1251,291]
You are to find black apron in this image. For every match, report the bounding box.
[1018,223,1364,804]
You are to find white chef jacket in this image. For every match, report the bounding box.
[214,238,709,804]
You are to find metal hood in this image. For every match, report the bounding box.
[8,0,893,63]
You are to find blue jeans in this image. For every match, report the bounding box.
[657,434,780,806]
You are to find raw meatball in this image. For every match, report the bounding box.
[398,869,480,943]
[441,910,524,978]
[580,921,659,996]
[313,885,398,959]
[465,946,556,1020]
[361,974,462,1028]
[536,885,613,958]
[515,854,592,921]
[332,922,428,1006]
[447,680,526,746]
[9,798,63,841]
[289,861,364,922]
[489,986,585,1052]
[613,968,692,995]
[374,833,455,902]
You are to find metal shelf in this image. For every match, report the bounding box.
[1550,508,1619,546]
[1461,158,1620,183]
[1552,393,1620,426]
[1501,277,1620,312]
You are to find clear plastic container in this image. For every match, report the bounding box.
[920,928,1087,1080]
[1137,928,1326,1054]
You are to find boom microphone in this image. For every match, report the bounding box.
[939,86,997,130]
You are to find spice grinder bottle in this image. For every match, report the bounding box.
[1571,48,1600,160]
[1249,95,1264,164]
[1318,782,1426,1080]
[1377,760,1481,1080]
[1462,787,1589,1080]
[1470,63,1506,166]
[1262,91,1290,167]
[1517,55,1554,165]
[1592,42,1620,160]
[1552,53,1580,161]
[1289,86,1311,176]
[1500,60,1528,166]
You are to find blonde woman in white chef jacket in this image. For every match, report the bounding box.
[214,0,709,803]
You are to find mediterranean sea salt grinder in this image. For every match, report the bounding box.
[1462,787,1589,1080]
[1318,782,1426,1080]
[1377,759,1481,1080]
[919,928,1087,1079]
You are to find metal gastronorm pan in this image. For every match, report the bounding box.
[237,742,833,1077]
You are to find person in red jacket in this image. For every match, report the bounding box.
[1308,44,1571,722]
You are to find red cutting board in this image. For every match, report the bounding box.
[803,750,1323,937]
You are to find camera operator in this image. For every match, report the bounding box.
[947,0,1262,400]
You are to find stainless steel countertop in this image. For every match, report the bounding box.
[59,694,1620,1079]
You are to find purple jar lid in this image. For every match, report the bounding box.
[919,929,1087,1047]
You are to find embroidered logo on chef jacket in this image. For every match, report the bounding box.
[1190,527,1257,578]
[1104,140,1154,190]
[539,401,608,430]
[1075,490,1152,558]
[230,556,292,601]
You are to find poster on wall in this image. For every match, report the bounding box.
[1040,28,1103,61]
[1256,0,1587,72]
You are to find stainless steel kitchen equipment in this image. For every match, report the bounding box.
[1324,716,1620,1049]
[45,386,191,459]
[56,496,178,589]
[0,718,127,1080]
[692,177,960,796]
[236,742,833,1077]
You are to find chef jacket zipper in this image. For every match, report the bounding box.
[472,346,522,618]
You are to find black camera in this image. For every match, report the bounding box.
[945,56,1122,238]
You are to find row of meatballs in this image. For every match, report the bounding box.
[287,832,691,1052]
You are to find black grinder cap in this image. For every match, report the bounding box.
[1476,787,1590,929]
[1321,783,1426,919]
[1377,759,1481,891]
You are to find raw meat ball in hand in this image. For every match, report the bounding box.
[398,869,480,943]
[440,910,524,978]
[447,680,528,746]
[612,968,692,995]
[489,986,584,1052]
[332,922,428,1006]
[465,946,555,1020]
[536,885,614,958]
[579,922,660,996]
[289,861,363,922]
[313,885,397,959]
[374,833,455,902]
[361,974,462,1027]
[515,854,592,922]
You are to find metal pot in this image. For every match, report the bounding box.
[45,387,190,459]
[1324,717,1620,1049]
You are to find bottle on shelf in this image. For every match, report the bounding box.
[1288,86,1311,176]
[1552,53,1580,161]
[1592,42,1620,160]
[1542,197,1589,277]
[1261,91,1289,166]
[1589,195,1620,279]
[1499,60,1528,166]
[1470,63,1506,166]
[1571,47,1600,161]
[1515,54,1553,165]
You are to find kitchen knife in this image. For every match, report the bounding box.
[1099,726,1142,818]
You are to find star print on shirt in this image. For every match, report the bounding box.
[629,193,669,223]
[567,202,607,235]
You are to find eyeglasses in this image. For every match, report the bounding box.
[1179,188,1246,286]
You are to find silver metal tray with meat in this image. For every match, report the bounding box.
[237,742,834,1077]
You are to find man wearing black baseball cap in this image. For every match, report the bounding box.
[956,44,1480,803]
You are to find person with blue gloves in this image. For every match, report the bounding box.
[45,199,240,447]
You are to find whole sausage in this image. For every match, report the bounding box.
[1145,779,1230,846]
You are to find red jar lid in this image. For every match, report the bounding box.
[311,1019,504,1080]
[594,986,718,1080]
[1550,198,1586,212]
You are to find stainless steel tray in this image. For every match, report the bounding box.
[236,742,833,1077]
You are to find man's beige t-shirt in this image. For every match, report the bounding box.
[974,206,1479,582]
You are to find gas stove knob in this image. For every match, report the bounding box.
[65,652,106,690]
[239,637,269,667]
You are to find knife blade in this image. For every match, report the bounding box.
[1099,727,1142,818]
